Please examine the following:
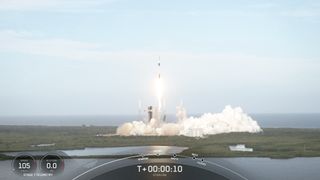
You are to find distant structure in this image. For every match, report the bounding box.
[148,106,153,121]
[185,128,204,138]
[229,144,253,152]
[30,143,55,148]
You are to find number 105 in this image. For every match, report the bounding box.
[18,162,31,169]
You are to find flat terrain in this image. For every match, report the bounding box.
[1,125,320,158]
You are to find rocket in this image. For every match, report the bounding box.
[158,57,161,79]
[156,57,164,119]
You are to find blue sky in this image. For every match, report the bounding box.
[0,0,320,116]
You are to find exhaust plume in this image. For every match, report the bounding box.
[117,105,262,137]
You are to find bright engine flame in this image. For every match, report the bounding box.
[155,76,164,110]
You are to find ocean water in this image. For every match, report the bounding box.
[0,114,319,128]
[251,113,320,128]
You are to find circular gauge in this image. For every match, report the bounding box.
[12,154,37,175]
[40,153,64,175]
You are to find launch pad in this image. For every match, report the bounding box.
[116,60,262,137]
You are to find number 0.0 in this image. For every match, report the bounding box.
[46,162,57,169]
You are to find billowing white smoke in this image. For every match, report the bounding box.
[117,105,262,137]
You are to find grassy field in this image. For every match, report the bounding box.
[1,125,320,158]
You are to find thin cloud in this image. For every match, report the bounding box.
[280,9,320,18]
[0,30,259,62]
[0,30,316,67]
[0,0,115,12]
[0,30,103,59]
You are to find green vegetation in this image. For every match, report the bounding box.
[1,125,320,158]
[0,153,11,160]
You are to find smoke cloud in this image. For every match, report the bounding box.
[117,105,262,137]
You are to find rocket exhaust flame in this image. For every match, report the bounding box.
[155,75,164,111]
